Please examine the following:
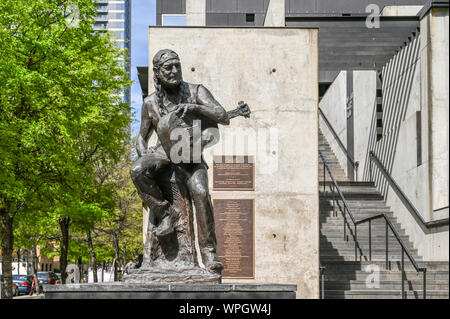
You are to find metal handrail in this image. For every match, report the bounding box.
[369,151,449,230]
[320,150,427,299]
[319,107,359,179]
[319,264,326,299]
[319,151,359,258]
[355,214,427,299]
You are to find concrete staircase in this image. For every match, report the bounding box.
[318,129,449,299]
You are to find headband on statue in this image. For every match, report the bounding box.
[153,49,180,69]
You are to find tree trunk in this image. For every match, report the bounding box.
[59,217,71,285]
[31,244,40,294]
[87,230,98,283]
[77,256,82,275]
[113,235,120,281]
[1,207,14,299]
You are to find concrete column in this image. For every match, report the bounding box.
[264,0,285,27]
[186,0,206,26]
[346,71,355,181]
[420,7,449,220]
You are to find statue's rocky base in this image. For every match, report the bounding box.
[43,283,296,299]
[121,266,221,284]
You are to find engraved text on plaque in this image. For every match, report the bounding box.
[213,199,254,278]
[212,155,254,191]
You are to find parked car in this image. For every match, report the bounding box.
[37,271,58,285]
[12,274,32,295]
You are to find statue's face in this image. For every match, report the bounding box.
[157,58,182,87]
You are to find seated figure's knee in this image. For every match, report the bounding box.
[192,185,209,200]
[130,161,144,181]
[131,156,167,182]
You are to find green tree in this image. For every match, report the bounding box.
[91,142,143,281]
[0,0,131,298]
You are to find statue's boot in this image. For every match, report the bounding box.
[154,214,174,238]
[201,247,224,274]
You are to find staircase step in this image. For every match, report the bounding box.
[318,128,448,299]
[320,255,423,262]
[323,290,448,299]
[324,279,449,291]
[320,261,449,271]
[321,270,449,281]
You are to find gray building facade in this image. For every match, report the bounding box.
[157,0,426,26]
[94,0,132,105]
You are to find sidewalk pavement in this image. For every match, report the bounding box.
[13,293,45,299]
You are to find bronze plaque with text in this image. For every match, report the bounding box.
[212,155,254,191]
[213,199,254,279]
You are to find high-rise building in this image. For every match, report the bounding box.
[94,0,132,105]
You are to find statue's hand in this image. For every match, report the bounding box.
[237,101,251,118]
[175,103,198,118]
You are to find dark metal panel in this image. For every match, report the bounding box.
[161,0,184,14]
[288,0,317,14]
[210,0,239,12]
[156,0,162,25]
[287,0,427,15]
[319,70,340,83]
[237,0,266,13]
[285,15,419,72]
[206,13,229,25]
[316,0,366,14]
[228,13,247,26]
[254,13,266,26]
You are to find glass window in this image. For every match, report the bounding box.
[109,12,125,19]
[162,14,186,26]
[97,13,108,20]
[96,4,108,11]
[108,21,124,29]
[109,3,125,10]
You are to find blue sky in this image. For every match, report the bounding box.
[130,0,156,136]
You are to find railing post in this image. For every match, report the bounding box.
[401,248,405,299]
[423,269,427,299]
[343,210,347,241]
[332,184,336,216]
[369,219,372,261]
[323,162,326,192]
[321,267,325,299]
[355,224,358,261]
[385,220,389,270]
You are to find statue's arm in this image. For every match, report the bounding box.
[182,85,230,125]
[136,100,154,157]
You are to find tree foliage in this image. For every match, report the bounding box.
[0,0,132,298]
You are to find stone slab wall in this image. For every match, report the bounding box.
[318,71,348,177]
[148,27,319,298]
[320,8,449,261]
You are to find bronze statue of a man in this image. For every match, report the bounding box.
[130,49,250,277]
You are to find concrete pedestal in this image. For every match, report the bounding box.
[43,283,296,299]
